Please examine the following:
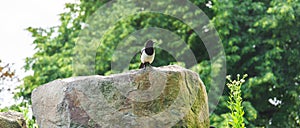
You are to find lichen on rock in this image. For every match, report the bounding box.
[0,111,26,128]
[32,65,209,127]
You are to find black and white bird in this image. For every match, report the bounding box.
[139,40,155,69]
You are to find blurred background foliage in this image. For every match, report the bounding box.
[2,0,299,127]
[0,60,16,81]
[0,60,18,107]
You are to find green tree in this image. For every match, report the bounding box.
[211,0,300,127]
[14,0,300,127]
[15,1,108,100]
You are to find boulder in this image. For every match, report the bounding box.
[32,65,209,127]
[0,111,26,128]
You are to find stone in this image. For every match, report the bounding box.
[32,65,209,127]
[0,111,26,128]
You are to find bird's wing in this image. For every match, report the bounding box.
[133,48,144,60]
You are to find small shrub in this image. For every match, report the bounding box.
[20,102,39,128]
[226,74,248,128]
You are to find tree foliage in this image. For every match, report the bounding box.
[14,0,300,127]
[210,0,300,127]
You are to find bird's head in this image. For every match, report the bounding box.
[145,40,155,48]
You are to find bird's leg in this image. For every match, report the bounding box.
[143,62,148,70]
[140,63,146,70]
[147,62,152,68]
[139,63,145,69]
[144,62,152,69]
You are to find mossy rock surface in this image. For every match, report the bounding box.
[0,111,26,128]
[32,65,209,127]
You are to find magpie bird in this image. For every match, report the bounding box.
[139,40,155,69]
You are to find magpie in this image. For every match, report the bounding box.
[139,40,155,69]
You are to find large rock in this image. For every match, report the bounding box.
[32,65,209,127]
[0,111,26,128]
